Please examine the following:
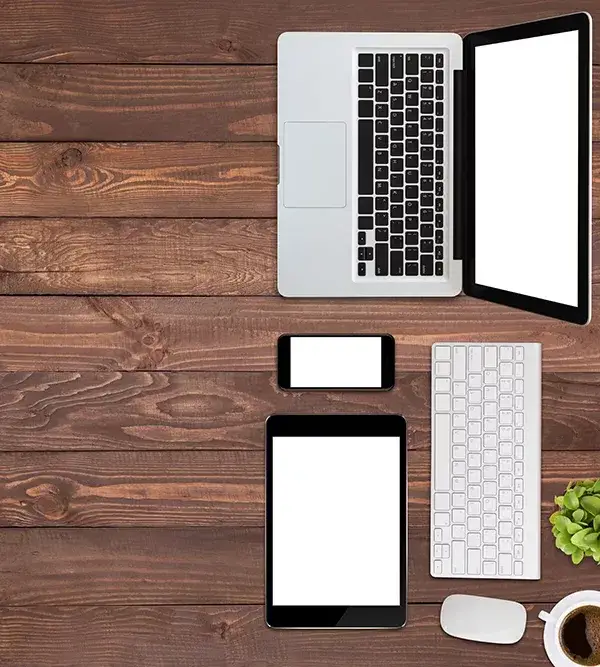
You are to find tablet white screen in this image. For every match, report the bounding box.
[289,336,382,388]
[272,436,401,606]
[474,30,579,307]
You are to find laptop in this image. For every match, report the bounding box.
[277,13,591,324]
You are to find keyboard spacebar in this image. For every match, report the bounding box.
[434,413,451,491]
[358,120,373,195]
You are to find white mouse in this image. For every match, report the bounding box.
[440,594,527,644]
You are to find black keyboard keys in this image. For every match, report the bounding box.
[359,54,373,67]
[358,262,366,276]
[358,120,373,194]
[421,54,433,68]
[376,212,389,226]
[359,84,374,98]
[358,216,373,229]
[375,243,389,276]
[375,228,389,242]
[358,100,373,117]
[376,88,389,102]
[376,54,389,86]
[435,53,444,68]
[358,232,366,245]
[391,54,404,78]
[435,261,443,276]
[358,69,373,82]
[406,54,418,74]
[391,251,404,275]
[406,262,419,276]
[358,197,373,214]
[420,254,433,275]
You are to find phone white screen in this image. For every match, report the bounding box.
[272,436,401,606]
[474,30,580,307]
[289,336,382,388]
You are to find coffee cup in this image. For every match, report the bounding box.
[540,591,600,666]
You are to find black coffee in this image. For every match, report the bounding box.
[560,605,600,666]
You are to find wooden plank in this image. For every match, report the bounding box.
[0,296,597,372]
[0,449,597,527]
[2,216,600,295]
[1,501,600,604]
[0,65,275,141]
[0,604,549,666]
[0,141,599,218]
[0,371,598,452]
[0,451,264,527]
[0,218,276,296]
[0,0,598,64]
[0,143,276,218]
[2,64,599,142]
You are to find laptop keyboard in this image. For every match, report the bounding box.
[356,52,446,279]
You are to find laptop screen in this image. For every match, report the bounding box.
[473,30,580,308]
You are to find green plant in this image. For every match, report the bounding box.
[550,479,600,565]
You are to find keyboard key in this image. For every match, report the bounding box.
[436,69,444,84]
[436,117,444,132]
[391,143,404,157]
[422,163,434,177]
[375,103,388,117]
[421,85,434,98]
[435,166,444,180]
[358,68,373,83]
[358,54,373,67]
[391,96,404,110]
[375,243,388,276]
[452,541,466,574]
[406,123,418,137]
[358,262,366,276]
[365,247,373,261]
[375,54,389,86]
[406,76,418,91]
[421,254,433,275]
[375,166,389,180]
[375,212,388,226]
[358,216,373,229]
[391,220,403,234]
[358,120,373,195]
[391,189,403,203]
[406,262,418,276]
[435,261,443,276]
[375,135,389,150]
[391,112,404,126]
[375,196,388,210]
[391,236,403,249]
[391,54,404,78]
[391,128,404,143]
[421,69,434,83]
[421,239,433,252]
[406,92,419,106]
[406,54,418,74]
[435,101,444,115]
[358,84,373,98]
[390,159,403,173]
[467,549,481,574]
[358,231,366,246]
[376,180,388,194]
[375,228,388,242]
[406,107,418,122]
[391,80,403,95]
[436,53,444,68]
[375,151,388,165]
[421,115,434,130]
[391,205,403,218]
[391,251,404,275]
[436,85,444,100]
[358,197,373,214]
[376,88,388,102]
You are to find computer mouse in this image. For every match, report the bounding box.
[440,594,527,644]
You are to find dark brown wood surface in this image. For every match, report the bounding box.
[0,1,598,665]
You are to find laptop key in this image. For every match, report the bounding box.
[375,166,388,180]
[359,54,373,67]
[365,247,373,260]
[436,182,444,196]
[421,224,434,238]
[406,92,419,106]
[391,80,403,95]
[406,170,418,184]
[359,84,374,98]
[391,220,403,234]
[421,193,433,207]
[436,230,444,244]
[358,231,366,245]
[391,54,404,79]
[436,246,444,260]
[376,181,388,195]
[421,131,434,145]
[375,119,389,133]
[436,70,444,84]
[406,232,419,245]
[375,104,388,117]
[435,261,444,276]
[375,196,388,210]
[421,100,434,114]
[375,212,389,226]
[391,96,404,110]
[421,239,434,253]
[391,127,404,141]
[358,262,366,276]
[391,143,404,156]
[406,123,419,137]
[406,185,418,199]
[406,139,419,153]
[391,236,403,249]
[358,216,373,229]
[391,173,404,188]
[375,150,388,164]
[375,228,389,242]
[375,243,389,275]
[435,166,443,180]
[436,117,444,132]
[405,216,419,230]
[421,208,434,222]
[391,112,404,126]
[421,69,434,83]
[375,135,388,149]
[406,154,418,168]
[421,54,434,68]
[435,53,444,68]
[391,251,404,275]
[435,197,444,212]
[406,77,418,91]
[376,88,389,102]
[436,134,444,148]
[406,107,418,122]
[422,162,434,176]
[421,178,434,191]
[358,100,373,117]
[358,197,373,214]
[358,69,373,82]
[421,254,434,275]
[358,246,367,260]
[435,213,443,228]
[358,120,373,194]
[376,54,389,87]
[422,115,434,130]
[436,101,444,116]
[421,85,434,98]
[406,54,419,75]
[391,205,403,218]
[391,189,404,203]
[406,247,418,261]
[391,159,403,172]
[406,262,419,276]
[436,85,444,100]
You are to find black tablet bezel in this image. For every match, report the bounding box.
[265,414,407,629]
[463,13,591,325]
[277,334,395,391]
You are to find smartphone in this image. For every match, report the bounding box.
[277,334,395,391]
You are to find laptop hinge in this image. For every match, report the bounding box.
[453,69,465,260]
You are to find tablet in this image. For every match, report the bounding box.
[265,414,407,628]
[463,13,591,325]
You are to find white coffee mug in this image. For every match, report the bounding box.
[539,590,600,666]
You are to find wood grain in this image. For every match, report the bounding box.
[0,604,549,667]
[0,65,275,141]
[0,450,264,526]
[0,449,597,527]
[0,140,598,218]
[0,296,597,371]
[0,371,598,452]
[1,216,600,295]
[2,508,600,604]
[1,64,600,142]
[0,0,598,64]
[0,143,276,217]
[0,218,276,295]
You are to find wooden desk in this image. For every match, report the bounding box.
[0,1,598,664]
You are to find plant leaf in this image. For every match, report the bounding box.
[554,495,565,508]
[554,515,572,531]
[593,515,600,532]
[581,496,600,516]
[562,542,578,555]
[583,479,595,488]
[584,532,600,546]
[552,526,561,537]
[571,528,593,548]
[556,533,572,550]
[567,522,584,535]
[575,485,587,498]
[564,490,580,510]
[572,549,585,565]
[573,509,586,523]
[593,480,600,494]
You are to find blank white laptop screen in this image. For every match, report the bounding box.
[289,336,382,388]
[272,436,401,606]
[474,30,579,307]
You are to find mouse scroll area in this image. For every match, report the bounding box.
[282,121,347,208]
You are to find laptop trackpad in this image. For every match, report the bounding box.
[283,122,347,208]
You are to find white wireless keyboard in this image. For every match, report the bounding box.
[430,342,541,580]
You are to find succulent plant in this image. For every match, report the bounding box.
[550,479,600,565]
